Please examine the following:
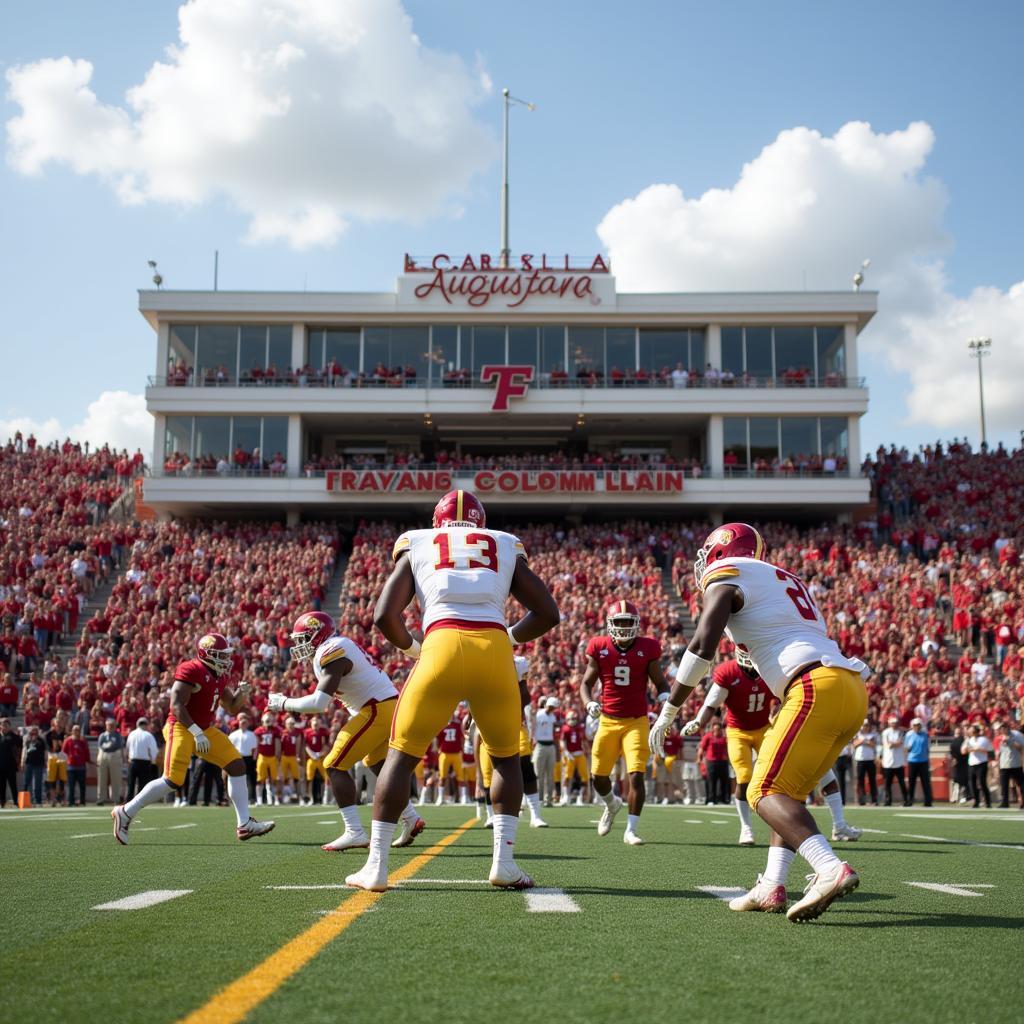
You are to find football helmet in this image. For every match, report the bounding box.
[432,489,486,529]
[736,648,757,673]
[694,523,767,586]
[290,611,336,663]
[566,711,579,725]
[606,599,641,644]
[196,632,232,676]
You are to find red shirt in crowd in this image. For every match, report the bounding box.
[700,731,729,762]
[61,736,90,768]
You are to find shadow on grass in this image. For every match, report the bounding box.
[822,908,1023,929]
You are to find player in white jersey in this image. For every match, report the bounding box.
[269,611,424,851]
[650,524,869,922]
[345,490,560,893]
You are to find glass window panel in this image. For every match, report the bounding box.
[306,330,325,370]
[389,326,429,385]
[261,417,289,465]
[232,417,262,468]
[168,326,196,381]
[364,327,388,377]
[196,325,238,386]
[323,330,360,377]
[689,329,706,373]
[239,326,266,382]
[569,327,604,381]
[605,328,635,380]
[721,327,743,380]
[748,417,779,466]
[469,326,505,375]
[816,326,845,384]
[638,330,687,376]
[267,326,291,380]
[192,416,231,464]
[820,417,849,460]
[774,327,814,386]
[541,326,566,377]
[780,417,818,464]
[723,417,748,470]
[164,416,192,457]
[508,326,539,367]
[430,325,458,383]
[744,327,773,383]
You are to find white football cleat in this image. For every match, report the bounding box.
[575,795,585,806]
[111,806,131,845]
[729,874,787,913]
[623,829,644,846]
[345,863,388,892]
[321,830,369,852]
[597,796,623,837]
[484,815,494,829]
[787,862,859,923]
[434,791,445,806]
[831,823,863,842]
[738,826,756,846]
[529,816,549,828]
[489,862,535,889]
[392,816,426,848]
[237,817,276,841]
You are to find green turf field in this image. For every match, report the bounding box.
[3,801,1022,1024]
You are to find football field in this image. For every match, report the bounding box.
[4,802,1022,1024]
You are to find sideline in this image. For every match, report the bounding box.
[177,817,477,1024]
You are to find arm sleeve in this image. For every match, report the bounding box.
[285,690,333,714]
[701,683,729,710]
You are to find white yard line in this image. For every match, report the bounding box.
[894,813,1024,822]
[265,884,351,890]
[524,888,582,913]
[72,827,158,838]
[695,885,746,902]
[904,882,995,897]
[897,832,1024,851]
[167,823,198,830]
[93,890,193,910]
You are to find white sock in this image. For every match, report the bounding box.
[340,804,364,834]
[736,799,753,829]
[400,801,419,825]
[493,813,518,867]
[599,789,616,808]
[627,814,640,832]
[797,833,842,874]
[125,776,173,818]
[459,786,468,801]
[228,775,250,827]
[825,791,846,827]
[365,820,397,871]
[525,793,542,819]
[763,846,795,886]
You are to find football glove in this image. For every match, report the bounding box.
[681,718,701,736]
[189,726,210,755]
[586,701,601,720]
[649,702,681,758]
[267,692,287,712]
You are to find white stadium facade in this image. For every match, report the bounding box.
[140,252,876,525]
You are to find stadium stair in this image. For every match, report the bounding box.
[660,563,692,630]
[323,551,349,619]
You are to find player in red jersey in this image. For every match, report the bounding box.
[111,633,274,843]
[279,716,304,803]
[303,715,330,805]
[436,712,466,805]
[255,712,282,806]
[580,600,668,845]
[559,711,590,805]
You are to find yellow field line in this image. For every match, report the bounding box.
[178,818,478,1024]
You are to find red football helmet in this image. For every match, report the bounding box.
[694,523,767,585]
[196,632,232,676]
[290,610,336,663]
[606,599,641,644]
[432,489,486,529]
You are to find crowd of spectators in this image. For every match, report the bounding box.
[163,448,288,478]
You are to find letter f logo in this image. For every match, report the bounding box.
[481,364,535,411]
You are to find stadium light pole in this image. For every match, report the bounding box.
[500,88,535,270]
[967,336,992,448]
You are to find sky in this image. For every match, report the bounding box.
[1,0,1022,459]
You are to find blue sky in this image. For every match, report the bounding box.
[2,0,1021,456]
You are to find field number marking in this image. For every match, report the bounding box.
[94,890,193,910]
[524,888,582,913]
[696,885,746,902]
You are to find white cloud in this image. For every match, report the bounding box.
[5,0,495,248]
[597,121,1023,442]
[1,391,151,457]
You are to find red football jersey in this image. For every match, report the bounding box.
[437,722,463,753]
[663,731,683,757]
[712,660,772,731]
[560,724,585,753]
[304,726,329,756]
[586,635,662,719]
[280,729,299,757]
[255,725,280,757]
[168,657,225,731]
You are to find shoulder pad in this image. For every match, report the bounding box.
[392,533,412,563]
[318,636,349,667]
[700,561,742,591]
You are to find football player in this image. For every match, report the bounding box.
[580,600,669,845]
[111,633,274,843]
[651,524,869,922]
[346,490,560,892]
[435,712,466,805]
[268,611,424,852]
[559,710,590,806]
[254,711,282,806]
[684,652,862,845]
[303,714,330,805]
[279,716,304,804]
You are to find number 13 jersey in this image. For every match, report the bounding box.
[393,527,527,631]
[700,556,865,698]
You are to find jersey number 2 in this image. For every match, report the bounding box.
[775,568,819,622]
[433,532,498,573]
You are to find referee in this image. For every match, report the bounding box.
[125,718,159,800]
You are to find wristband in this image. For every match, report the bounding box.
[658,702,682,725]
[188,724,204,738]
[674,649,712,690]
[399,638,422,659]
[507,625,519,645]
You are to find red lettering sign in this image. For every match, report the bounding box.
[480,364,535,411]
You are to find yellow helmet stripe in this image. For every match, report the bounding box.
[456,490,464,521]
[753,529,764,560]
